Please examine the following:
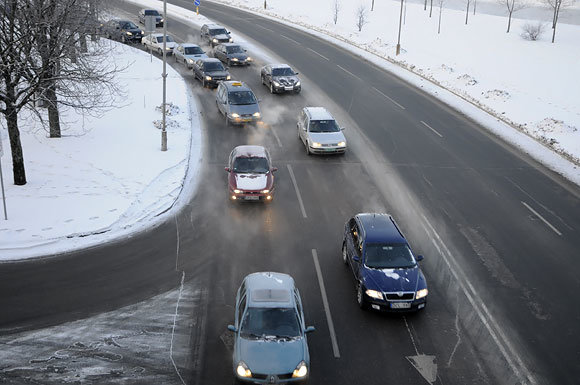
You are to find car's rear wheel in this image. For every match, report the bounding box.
[157,48,162,56]
[121,35,126,43]
[357,282,367,309]
[261,75,265,85]
[342,243,348,265]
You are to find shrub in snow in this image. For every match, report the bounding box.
[520,22,545,41]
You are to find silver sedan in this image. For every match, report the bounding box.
[173,43,208,68]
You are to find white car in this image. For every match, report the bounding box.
[173,43,208,68]
[297,107,347,155]
[141,33,177,55]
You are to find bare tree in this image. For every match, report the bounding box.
[356,4,369,32]
[438,0,446,33]
[521,22,545,40]
[543,0,575,42]
[501,0,528,33]
[371,0,375,11]
[464,0,471,24]
[430,0,434,17]
[473,0,477,14]
[424,0,428,10]
[333,0,341,24]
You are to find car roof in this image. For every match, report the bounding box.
[180,43,201,48]
[222,81,252,92]
[245,272,295,308]
[304,107,334,121]
[199,57,221,63]
[356,213,407,244]
[232,145,267,158]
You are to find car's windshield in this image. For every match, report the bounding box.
[365,243,416,269]
[144,10,160,16]
[156,35,174,43]
[272,67,295,76]
[210,28,227,35]
[232,156,269,173]
[309,119,340,133]
[184,46,204,55]
[229,91,257,105]
[204,61,225,71]
[240,307,301,339]
[120,21,138,29]
[226,45,244,54]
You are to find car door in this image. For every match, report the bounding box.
[298,110,307,144]
[234,280,246,330]
[193,60,202,79]
[216,85,226,115]
[264,66,272,86]
[345,218,363,279]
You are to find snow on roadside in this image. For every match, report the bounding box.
[0,40,202,261]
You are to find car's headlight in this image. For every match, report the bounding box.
[205,75,212,81]
[126,31,133,36]
[229,37,233,42]
[232,57,239,61]
[226,75,231,80]
[212,38,218,42]
[365,289,383,300]
[261,189,269,194]
[188,59,194,63]
[231,113,240,118]
[253,112,261,117]
[295,81,301,86]
[416,288,428,299]
[292,361,308,378]
[160,18,164,22]
[272,81,280,86]
[247,57,252,61]
[233,189,242,194]
[236,362,252,378]
[311,142,322,148]
[337,141,346,147]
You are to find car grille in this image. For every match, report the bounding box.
[385,292,415,301]
[241,114,253,118]
[252,373,268,380]
[252,373,293,380]
[212,76,225,81]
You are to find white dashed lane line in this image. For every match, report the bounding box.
[336,64,361,81]
[307,47,329,60]
[420,120,443,138]
[372,86,406,110]
[287,164,307,219]
[280,34,301,45]
[521,201,562,236]
[255,24,276,33]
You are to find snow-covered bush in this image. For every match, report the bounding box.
[521,22,545,41]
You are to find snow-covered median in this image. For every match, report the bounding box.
[0,41,202,261]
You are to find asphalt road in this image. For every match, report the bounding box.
[1,1,579,384]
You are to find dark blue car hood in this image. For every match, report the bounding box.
[364,266,420,292]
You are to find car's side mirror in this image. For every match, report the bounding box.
[341,127,346,131]
[271,167,278,172]
[227,325,237,332]
[244,49,248,52]
[416,255,424,262]
[295,72,299,75]
[305,326,315,333]
[225,167,231,172]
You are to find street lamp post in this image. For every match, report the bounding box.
[396,0,404,55]
[161,0,168,151]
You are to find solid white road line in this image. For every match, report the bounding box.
[521,201,562,236]
[403,316,419,355]
[420,121,443,138]
[170,271,187,385]
[307,47,329,60]
[372,86,406,110]
[336,64,361,81]
[312,249,341,359]
[421,215,538,385]
[287,164,307,218]
[269,125,283,147]
[280,34,301,45]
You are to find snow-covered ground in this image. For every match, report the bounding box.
[210,0,580,166]
[0,40,202,260]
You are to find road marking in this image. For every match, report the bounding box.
[170,271,187,385]
[336,64,361,81]
[280,34,301,45]
[311,249,340,358]
[521,201,562,236]
[268,124,282,147]
[174,215,180,271]
[287,164,307,218]
[307,47,329,60]
[372,86,406,110]
[421,215,538,385]
[256,24,275,33]
[420,121,443,138]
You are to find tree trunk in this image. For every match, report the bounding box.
[430,0,433,17]
[45,84,61,138]
[424,0,427,10]
[507,11,512,32]
[372,0,375,11]
[465,2,470,24]
[473,0,476,14]
[438,6,442,33]
[5,102,27,185]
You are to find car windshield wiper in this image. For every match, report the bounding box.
[241,332,262,339]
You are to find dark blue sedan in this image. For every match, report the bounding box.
[342,213,428,312]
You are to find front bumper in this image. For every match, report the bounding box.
[308,145,346,154]
[205,77,227,87]
[237,375,307,384]
[272,84,301,93]
[227,115,261,125]
[229,190,273,202]
[366,296,427,312]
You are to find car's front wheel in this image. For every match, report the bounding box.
[305,141,311,155]
[357,282,367,310]
[157,48,162,56]
[269,82,275,94]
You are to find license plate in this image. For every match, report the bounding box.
[324,148,336,151]
[285,86,293,91]
[244,196,259,200]
[390,302,411,309]
[242,118,252,122]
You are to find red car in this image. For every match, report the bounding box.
[225,145,277,202]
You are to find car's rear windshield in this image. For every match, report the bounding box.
[226,45,244,54]
[155,35,174,43]
[210,28,227,35]
[309,119,340,133]
[240,307,301,339]
[229,91,257,105]
[272,67,295,76]
[185,46,204,55]
[144,10,160,16]
[365,243,416,269]
[233,156,269,173]
[120,21,138,29]
[204,61,225,71]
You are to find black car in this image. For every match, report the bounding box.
[192,58,231,88]
[138,9,164,27]
[200,23,232,47]
[261,64,301,94]
[102,19,143,43]
[213,43,252,66]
